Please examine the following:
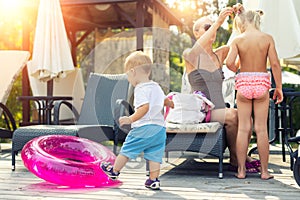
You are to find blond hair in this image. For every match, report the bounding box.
[233,10,262,32]
[124,51,152,74]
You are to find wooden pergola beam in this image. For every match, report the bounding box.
[112,3,136,27]
[65,21,137,32]
[61,0,136,6]
[75,29,94,47]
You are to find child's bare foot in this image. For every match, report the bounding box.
[235,173,246,179]
[235,166,247,179]
[235,169,246,179]
[261,172,274,180]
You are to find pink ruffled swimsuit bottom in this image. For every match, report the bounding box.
[235,72,271,100]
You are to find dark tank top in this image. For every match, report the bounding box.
[188,53,226,109]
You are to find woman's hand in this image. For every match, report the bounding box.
[233,3,244,14]
[216,7,234,26]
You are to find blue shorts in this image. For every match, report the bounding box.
[120,124,166,163]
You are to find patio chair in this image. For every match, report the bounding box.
[11,73,130,171]
[0,50,30,140]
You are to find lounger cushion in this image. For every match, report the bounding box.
[166,122,222,133]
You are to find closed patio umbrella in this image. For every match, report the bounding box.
[28,0,74,96]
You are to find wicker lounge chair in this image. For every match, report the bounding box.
[164,77,235,178]
[11,73,130,170]
[165,122,225,178]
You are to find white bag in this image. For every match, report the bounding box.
[165,92,214,124]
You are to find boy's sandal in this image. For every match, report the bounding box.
[101,162,114,172]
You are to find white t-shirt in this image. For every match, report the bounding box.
[131,81,165,128]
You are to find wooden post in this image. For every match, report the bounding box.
[136,0,144,51]
[70,30,77,67]
[21,17,31,125]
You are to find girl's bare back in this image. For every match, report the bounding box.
[235,30,273,73]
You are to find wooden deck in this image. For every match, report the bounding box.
[0,143,299,200]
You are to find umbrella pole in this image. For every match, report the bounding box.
[47,80,53,96]
[46,80,53,124]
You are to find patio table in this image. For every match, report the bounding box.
[18,96,73,125]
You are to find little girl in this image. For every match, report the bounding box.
[226,7,283,179]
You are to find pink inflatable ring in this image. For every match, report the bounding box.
[21,135,119,187]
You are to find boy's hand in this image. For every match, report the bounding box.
[119,116,132,126]
[169,100,174,109]
[164,98,174,108]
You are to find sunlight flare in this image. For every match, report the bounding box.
[0,0,22,19]
[0,0,37,19]
[0,0,20,9]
